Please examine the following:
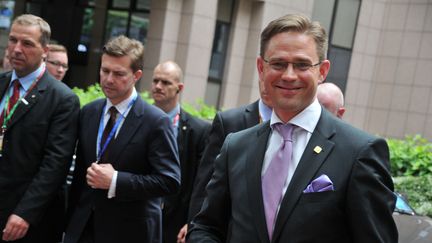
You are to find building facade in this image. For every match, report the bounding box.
[1,0,431,140]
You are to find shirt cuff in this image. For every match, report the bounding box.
[108,171,118,198]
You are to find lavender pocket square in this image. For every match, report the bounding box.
[303,174,334,193]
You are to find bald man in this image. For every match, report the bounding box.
[151,61,210,243]
[317,82,345,118]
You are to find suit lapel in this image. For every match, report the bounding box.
[177,110,188,163]
[88,100,106,164]
[272,110,336,242]
[108,98,145,167]
[6,72,50,129]
[246,122,271,243]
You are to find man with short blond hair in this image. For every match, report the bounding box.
[188,13,397,243]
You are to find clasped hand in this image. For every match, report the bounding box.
[86,162,114,189]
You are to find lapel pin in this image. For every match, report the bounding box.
[31,94,36,98]
[182,126,187,130]
[314,146,322,154]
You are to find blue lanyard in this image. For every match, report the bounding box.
[96,96,137,162]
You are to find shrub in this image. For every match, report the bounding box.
[394,175,432,217]
[72,83,216,120]
[387,135,432,177]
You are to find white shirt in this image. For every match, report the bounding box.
[97,88,137,198]
[262,98,321,198]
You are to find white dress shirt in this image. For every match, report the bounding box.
[262,98,322,199]
[97,88,137,198]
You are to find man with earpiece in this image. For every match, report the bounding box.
[151,61,210,243]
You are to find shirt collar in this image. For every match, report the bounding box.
[259,99,272,122]
[11,62,46,92]
[167,103,180,119]
[270,98,321,133]
[105,88,137,116]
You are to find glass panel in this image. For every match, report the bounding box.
[217,0,233,22]
[136,0,151,10]
[129,12,149,44]
[112,0,130,8]
[0,1,14,29]
[331,0,360,48]
[77,8,94,53]
[105,10,128,42]
[326,47,350,93]
[209,22,230,80]
[311,0,335,36]
[204,81,221,108]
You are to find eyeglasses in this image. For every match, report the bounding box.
[263,58,321,72]
[46,60,69,70]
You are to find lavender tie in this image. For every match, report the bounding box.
[262,123,294,240]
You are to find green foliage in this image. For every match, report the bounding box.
[72,84,105,107]
[182,99,216,121]
[394,175,432,217]
[72,83,216,120]
[387,135,432,177]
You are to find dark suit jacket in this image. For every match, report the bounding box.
[65,97,180,243]
[0,71,80,242]
[162,109,210,243]
[188,101,259,220]
[188,108,398,243]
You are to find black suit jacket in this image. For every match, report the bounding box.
[0,71,80,242]
[65,97,180,243]
[188,101,259,220]
[188,109,398,243]
[162,109,210,243]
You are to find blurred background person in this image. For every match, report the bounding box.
[151,60,210,243]
[1,49,12,72]
[46,43,68,81]
[316,82,345,118]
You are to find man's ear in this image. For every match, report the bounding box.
[318,60,331,83]
[257,56,265,83]
[133,70,143,83]
[177,83,184,94]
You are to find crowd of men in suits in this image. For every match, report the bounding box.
[0,13,397,243]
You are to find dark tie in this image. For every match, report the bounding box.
[100,106,118,163]
[0,79,20,128]
[262,123,294,240]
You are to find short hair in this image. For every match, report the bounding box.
[102,35,144,72]
[13,14,51,47]
[260,13,328,62]
[48,43,67,53]
[154,60,183,83]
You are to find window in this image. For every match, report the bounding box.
[205,0,234,108]
[312,0,361,93]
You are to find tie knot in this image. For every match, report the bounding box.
[273,123,294,141]
[12,79,20,88]
[109,106,118,120]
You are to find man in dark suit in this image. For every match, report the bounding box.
[151,60,210,243]
[188,14,398,243]
[0,14,80,242]
[64,36,180,243]
[176,79,272,243]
